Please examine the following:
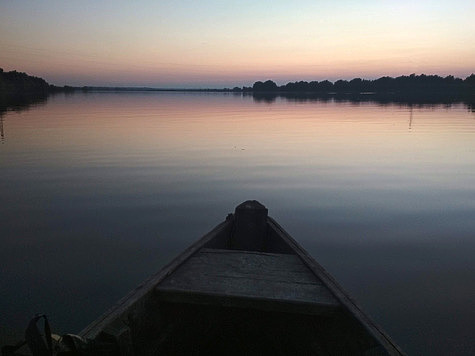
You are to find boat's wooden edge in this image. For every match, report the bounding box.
[79,218,232,339]
[198,247,294,258]
[267,217,406,356]
[156,288,340,316]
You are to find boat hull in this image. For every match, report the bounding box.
[80,201,404,355]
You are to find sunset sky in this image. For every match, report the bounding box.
[1,0,474,88]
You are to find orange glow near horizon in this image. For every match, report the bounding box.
[0,1,474,87]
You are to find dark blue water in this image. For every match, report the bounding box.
[1,92,474,355]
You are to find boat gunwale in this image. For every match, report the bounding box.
[79,218,232,339]
[267,216,406,356]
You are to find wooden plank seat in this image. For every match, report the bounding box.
[155,248,340,315]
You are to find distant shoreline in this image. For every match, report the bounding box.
[2,67,474,94]
[1,69,474,114]
[77,87,238,92]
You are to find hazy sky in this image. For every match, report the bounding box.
[1,0,474,88]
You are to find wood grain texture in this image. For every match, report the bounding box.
[156,248,340,311]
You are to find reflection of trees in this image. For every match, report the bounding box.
[0,114,4,143]
[0,68,60,142]
[0,92,49,115]
[249,74,475,109]
[251,91,475,110]
[251,92,277,103]
[0,92,49,143]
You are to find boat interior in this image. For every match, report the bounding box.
[84,201,396,355]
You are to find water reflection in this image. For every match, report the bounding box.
[0,92,50,143]
[0,115,4,143]
[250,91,475,110]
[0,92,474,355]
[0,92,49,115]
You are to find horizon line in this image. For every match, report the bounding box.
[56,72,475,91]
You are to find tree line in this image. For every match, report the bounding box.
[248,74,475,93]
[0,68,51,95]
[1,68,474,96]
[0,68,74,97]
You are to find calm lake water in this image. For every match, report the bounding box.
[1,92,474,355]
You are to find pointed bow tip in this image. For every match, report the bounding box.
[235,200,267,211]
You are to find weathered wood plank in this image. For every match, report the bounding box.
[178,249,321,284]
[156,290,340,316]
[155,248,340,311]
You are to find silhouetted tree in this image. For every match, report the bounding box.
[253,80,278,91]
[249,74,474,94]
[0,69,50,95]
[465,74,475,86]
[333,80,349,91]
[318,80,333,91]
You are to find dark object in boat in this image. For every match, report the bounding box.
[80,200,405,355]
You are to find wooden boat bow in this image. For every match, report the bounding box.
[80,200,405,355]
